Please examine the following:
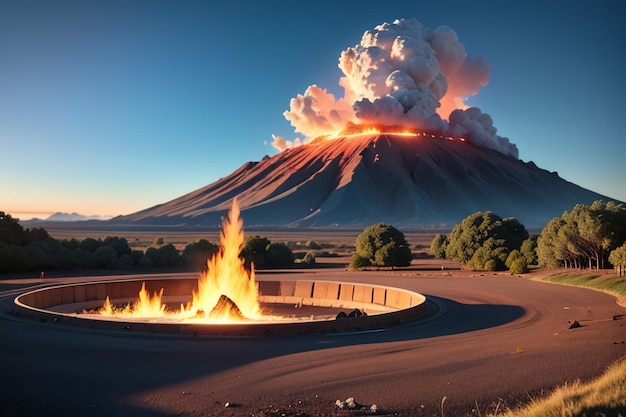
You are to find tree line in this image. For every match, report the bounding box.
[430,200,626,275]
[0,212,298,273]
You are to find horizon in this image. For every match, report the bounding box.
[2,1,625,220]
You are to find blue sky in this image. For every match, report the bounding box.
[1,0,624,220]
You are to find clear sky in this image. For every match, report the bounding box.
[1,0,624,220]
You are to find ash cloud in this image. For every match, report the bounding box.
[273,18,518,159]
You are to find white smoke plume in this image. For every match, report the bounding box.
[274,18,519,159]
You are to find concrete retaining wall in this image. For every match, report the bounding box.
[13,278,427,337]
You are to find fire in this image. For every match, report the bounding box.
[98,198,262,322]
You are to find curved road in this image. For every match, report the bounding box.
[1,269,625,416]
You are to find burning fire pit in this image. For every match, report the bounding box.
[12,199,427,336]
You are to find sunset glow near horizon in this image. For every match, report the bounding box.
[1,1,624,221]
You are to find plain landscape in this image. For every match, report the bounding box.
[2,225,625,417]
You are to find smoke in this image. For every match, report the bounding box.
[273,18,518,159]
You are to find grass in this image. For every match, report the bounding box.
[532,270,626,307]
[486,355,626,417]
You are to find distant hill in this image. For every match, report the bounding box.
[45,212,112,222]
[110,132,617,229]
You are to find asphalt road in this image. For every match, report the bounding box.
[1,269,625,416]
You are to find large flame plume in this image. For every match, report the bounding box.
[272,18,518,159]
[98,198,262,322]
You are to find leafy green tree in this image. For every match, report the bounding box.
[0,212,49,246]
[429,233,448,259]
[609,243,626,277]
[506,249,529,274]
[266,242,294,267]
[79,237,101,254]
[350,254,371,270]
[102,236,131,257]
[445,211,529,270]
[0,212,24,245]
[537,200,626,269]
[240,236,270,269]
[182,239,219,270]
[155,244,181,267]
[94,246,118,268]
[520,236,538,265]
[353,223,412,268]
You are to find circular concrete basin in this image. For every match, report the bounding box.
[13,277,427,336]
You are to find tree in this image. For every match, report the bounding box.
[240,236,270,269]
[94,246,118,268]
[429,233,447,259]
[506,249,529,274]
[102,236,131,257]
[266,242,295,267]
[182,239,219,270]
[537,200,626,269]
[352,223,412,268]
[0,212,49,246]
[0,212,24,245]
[445,211,529,271]
[520,236,538,265]
[609,243,626,277]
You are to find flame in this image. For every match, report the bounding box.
[97,198,262,322]
[184,198,262,321]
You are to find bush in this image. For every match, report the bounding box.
[302,252,316,265]
[266,242,295,267]
[240,236,270,269]
[353,223,412,268]
[182,239,219,270]
[350,254,371,270]
[509,257,529,274]
[430,233,447,259]
[94,246,118,268]
[306,240,322,250]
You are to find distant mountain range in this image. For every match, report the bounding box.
[44,212,112,222]
[111,132,616,229]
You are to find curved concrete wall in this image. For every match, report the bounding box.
[13,278,427,336]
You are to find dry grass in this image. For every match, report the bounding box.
[487,356,626,417]
[532,270,626,307]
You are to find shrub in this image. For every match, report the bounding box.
[430,233,447,259]
[182,239,219,270]
[240,236,270,269]
[306,240,322,250]
[353,223,412,268]
[266,242,295,267]
[94,246,118,268]
[302,252,316,265]
[350,254,371,270]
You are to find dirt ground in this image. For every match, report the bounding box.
[2,260,626,416]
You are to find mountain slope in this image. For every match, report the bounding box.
[115,133,612,228]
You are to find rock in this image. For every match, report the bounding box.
[569,320,582,329]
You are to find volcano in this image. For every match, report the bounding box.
[115,133,612,228]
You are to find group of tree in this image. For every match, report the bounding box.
[430,200,626,274]
[536,200,626,271]
[239,235,295,269]
[4,199,625,275]
[0,212,298,273]
[430,211,535,273]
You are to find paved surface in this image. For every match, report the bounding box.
[1,269,625,416]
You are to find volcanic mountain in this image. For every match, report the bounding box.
[115,133,612,228]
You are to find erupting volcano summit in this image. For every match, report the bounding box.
[113,19,616,228]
